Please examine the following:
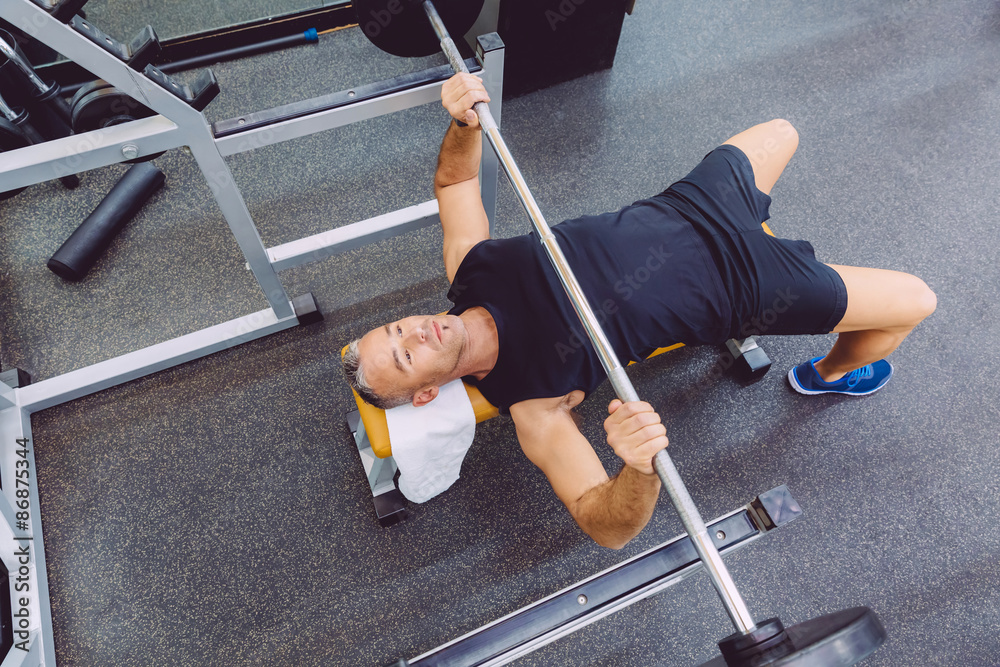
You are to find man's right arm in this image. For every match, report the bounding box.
[437,73,491,282]
[435,114,482,188]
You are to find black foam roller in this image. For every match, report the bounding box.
[48,162,165,281]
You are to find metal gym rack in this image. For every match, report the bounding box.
[0,0,505,663]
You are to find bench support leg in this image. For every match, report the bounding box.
[726,336,772,383]
[346,410,409,527]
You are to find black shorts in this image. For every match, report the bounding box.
[655,144,848,338]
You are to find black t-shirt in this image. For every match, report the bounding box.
[446,198,735,412]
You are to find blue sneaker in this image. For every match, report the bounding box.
[787,357,894,396]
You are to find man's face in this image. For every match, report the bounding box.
[357,314,467,404]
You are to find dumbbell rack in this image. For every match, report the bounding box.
[0,0,505,664]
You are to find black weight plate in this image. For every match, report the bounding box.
[353,0,486,57]
[71,81,163,163]
[0,117,31,200]
[68,79,112,111]
[701,607,886,667]
[71,83,156,134]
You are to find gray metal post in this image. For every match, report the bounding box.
[184,137,296,320]
[422,0,758,635]
[476,34,504,234]
[0,379,15,411]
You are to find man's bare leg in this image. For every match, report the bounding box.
[722,118,799,196]
[813,265,937,382]
[722,123,936,384]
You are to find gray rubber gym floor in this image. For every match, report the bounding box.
[1,0,998,665]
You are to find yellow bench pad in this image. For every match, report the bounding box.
[344,342,685,459]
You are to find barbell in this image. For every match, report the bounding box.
[353,1,887,665]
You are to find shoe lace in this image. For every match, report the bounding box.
[846,364,874,389]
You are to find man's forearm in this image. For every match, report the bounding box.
[572,465,661,549]
[435,120,482,189]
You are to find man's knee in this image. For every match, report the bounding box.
[895,274,937,329]
[911,277,937,323]
[742,119,798,162]
[769,118,799,151]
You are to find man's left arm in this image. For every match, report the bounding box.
[511,395,667,549]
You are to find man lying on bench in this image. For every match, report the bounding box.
[342,74,937,549]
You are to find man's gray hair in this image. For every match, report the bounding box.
[341,338,409,410]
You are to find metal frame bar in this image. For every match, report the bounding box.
[266,200,441,273]
[0,116,184,189]
[346,410,408,527]
[0,1,506,664]
[214,71,459,157]
[0,0,506,407]
[0,1,504,318]
[0,383,15,412]
[15,305,300,413]
[476,33,504,232]
[347,410,408,527]
[356,421,398,497]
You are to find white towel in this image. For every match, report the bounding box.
[385,379,476,503]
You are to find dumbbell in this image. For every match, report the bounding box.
[0,90,80,199]
[0,28,75,140]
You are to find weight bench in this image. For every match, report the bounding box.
[344,223,778,526]
[345,337,772,524]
